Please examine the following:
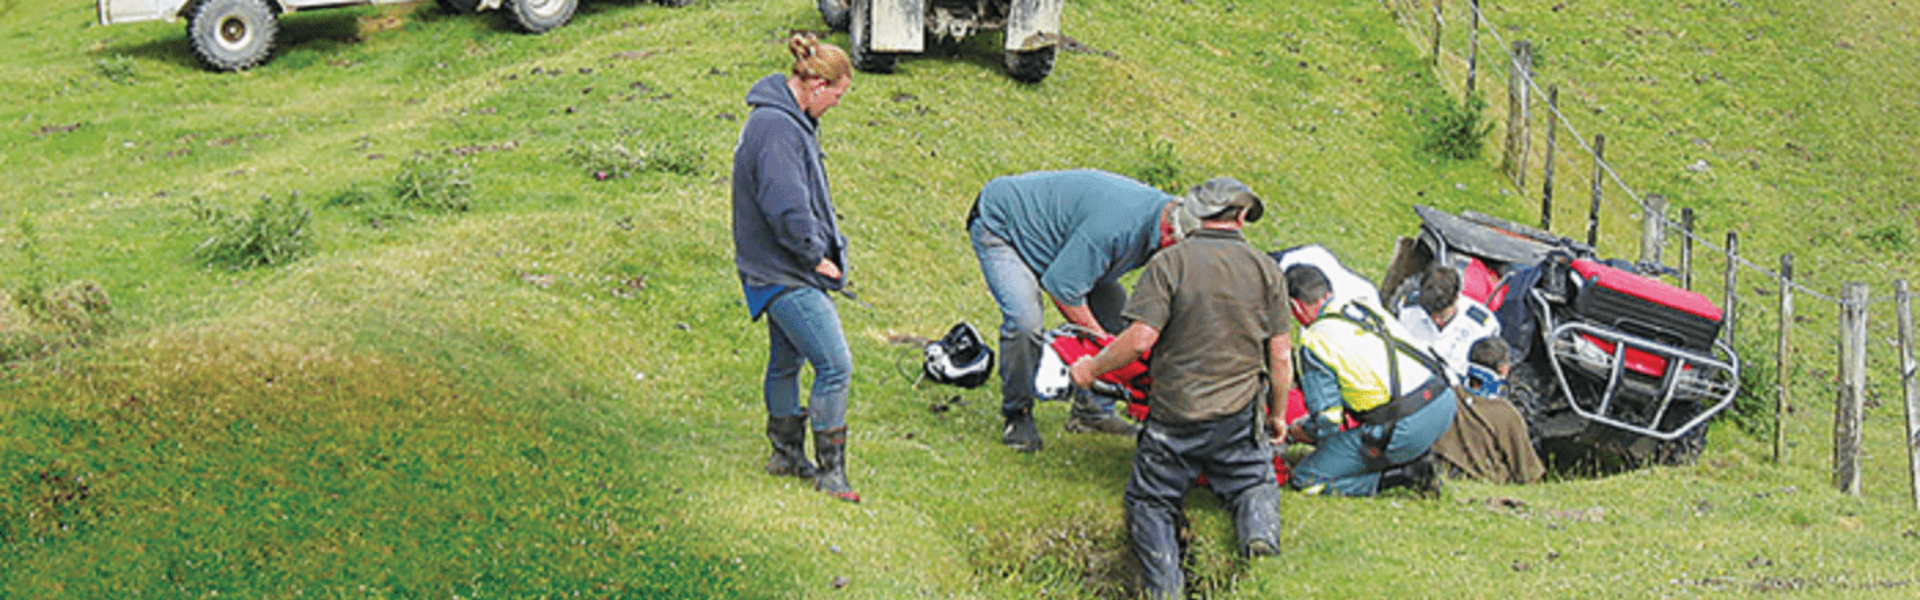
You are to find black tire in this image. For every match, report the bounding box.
[187,0,277,71]
[1005,45,1056,83]
[848,0,895,74]
[818,0,850,31]
[506,0,577,34]
[654,0,692,6]
[436,0,481,14]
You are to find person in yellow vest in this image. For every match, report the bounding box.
[1283,264,1457,496]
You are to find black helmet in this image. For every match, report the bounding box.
[924,322,994,388]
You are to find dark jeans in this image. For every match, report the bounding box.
[1290,387,1458,496]
[1125,402,1279,598]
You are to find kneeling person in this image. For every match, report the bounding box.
[1070,177,1290,599]
[1285,264,1458,497]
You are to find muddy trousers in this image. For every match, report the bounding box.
[1124,403,1280,599]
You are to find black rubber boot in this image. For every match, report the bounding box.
[764,411,816,478]
[1227,483,1282,557]
[1378,453,1443,498]
[813,427,861,503]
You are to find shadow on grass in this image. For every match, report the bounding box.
[101,12,369,71]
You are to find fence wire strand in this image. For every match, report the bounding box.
[1441,0,1886,310]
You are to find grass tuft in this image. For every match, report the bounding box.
[1422,92,1493,161]
[564,135,707,181]
[189,194,314,269]
[393,153,474,212]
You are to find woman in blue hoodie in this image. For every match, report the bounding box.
[731,33,859,502]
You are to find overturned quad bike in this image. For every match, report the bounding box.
[1381,206,1740,471]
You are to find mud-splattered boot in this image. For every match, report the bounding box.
[764,411,816,478]
[813,427,861,503]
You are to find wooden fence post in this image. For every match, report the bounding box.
[1431,0,1443,64]
[1504,40,1534,188]
[1587,134,1605,248]
[1900,280,1920,510]
[1680,208,1695,290]
[1540,85,1559,232]
[1640,194,1667,269]
[1724,232,1739,345]
[1836,282,1869,496]
[1466,0,1481,94]
[1775,253,1793,464]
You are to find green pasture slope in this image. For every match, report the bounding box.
[4,0,1918,596]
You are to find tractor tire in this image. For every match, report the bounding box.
[187,0,277,71]
[818,0,850,31]
[849,0,895,74]
[506,0,577,34]
[1004,45,1056,83]
[436,0,481,14]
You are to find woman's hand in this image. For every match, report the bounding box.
[814,258,842,280]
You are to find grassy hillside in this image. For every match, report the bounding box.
[4,0,1919,597]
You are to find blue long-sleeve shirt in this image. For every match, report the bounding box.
[972,170,1170,306]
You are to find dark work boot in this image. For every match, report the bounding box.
[1065,392,1141,436]
[1003,409,1042,452]
[1227,484,1282,557]
[813,427,861,503]
[764,411,816,478]
[1378,453,1443,499]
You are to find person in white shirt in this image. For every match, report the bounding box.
[1397,264,1501,386]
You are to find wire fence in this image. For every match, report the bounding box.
[1389,0,1920,503]
[1395,0,1900,309]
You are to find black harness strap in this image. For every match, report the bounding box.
[1322,303,1450,429]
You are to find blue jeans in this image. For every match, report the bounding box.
[1290,388,1459,496]
[970,219,1126,417]
[762,287,853,431]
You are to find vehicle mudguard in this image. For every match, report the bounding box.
[870,0,925,53]
[1005,0,1062,51]
[98,0,191,25]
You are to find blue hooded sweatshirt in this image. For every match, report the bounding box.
[731,73,850,318]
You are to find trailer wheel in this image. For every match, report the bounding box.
[187,0,277,71]
[506,0,577,33]
[817,0,850,31]
[848,0,895,74]
[1004,46,1055,83]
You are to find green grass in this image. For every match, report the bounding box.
[5,0,1920,597]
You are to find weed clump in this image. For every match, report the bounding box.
[189,193,312,269]
[394,153,474,212]
[6,215,115,358]
[1133,136,1183,194]
[1423,92,1493,161]
[565,136,705,181]
[95,54,136,85]
[1858,223,1911,252]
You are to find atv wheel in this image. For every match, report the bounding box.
[1005,46,1056,83]
[818,0,850,31]
[506,0,577,33]
[849,0,895,74]
[187,0,277,71]
[435,0,481,14]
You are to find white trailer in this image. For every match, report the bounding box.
[97,0,580,71]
